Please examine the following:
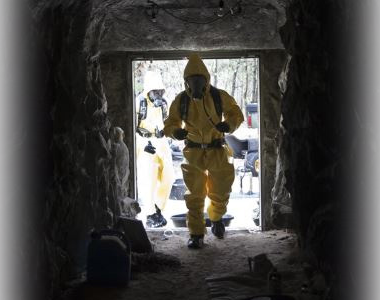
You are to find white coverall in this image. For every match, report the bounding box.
[136,72,175,215]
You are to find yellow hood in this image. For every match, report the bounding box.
[184,53,210,89]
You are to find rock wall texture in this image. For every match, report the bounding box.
[95,0,287,51]
[30,2,289,297]
[29,0,351,298]
[100,53,136,199]
[31,1,135,299]
[259,50,287,229]
[276,0,351,295]
[270,55,293,228]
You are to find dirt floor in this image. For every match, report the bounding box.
[64,229,306,300]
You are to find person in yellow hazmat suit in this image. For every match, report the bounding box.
[164,54,244,249]
[136,71,175,228]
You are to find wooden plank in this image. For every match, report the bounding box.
[116,217,153,253]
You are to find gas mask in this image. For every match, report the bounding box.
[148,89,165,107]
[185,75,207,100]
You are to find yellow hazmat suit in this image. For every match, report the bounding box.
[164,54,244,235]
[136,71,175,215]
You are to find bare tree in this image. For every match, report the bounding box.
[231,60,242,98]
[251,59,258,103]
[133,58,260,111]
[213,59,218,87]
[243,61,249,100]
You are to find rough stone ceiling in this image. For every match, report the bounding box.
[94,0,288,52]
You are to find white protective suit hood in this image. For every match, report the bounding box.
[143,71,166,96]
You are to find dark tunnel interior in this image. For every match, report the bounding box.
[22,0,358,299]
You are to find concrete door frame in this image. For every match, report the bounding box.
[126,50,265,228]
[98,50,285,230]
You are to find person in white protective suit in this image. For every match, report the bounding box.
[136,71,175,228]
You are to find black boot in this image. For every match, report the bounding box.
[146,205,167,228]
[187,235,204,249]
[211,220,225,239]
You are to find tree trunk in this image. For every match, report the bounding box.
[231,61,241,98]
[213,59,218,87]
[252,59,258,103]
[243,61,248,100]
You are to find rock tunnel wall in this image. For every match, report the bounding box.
[100,53,136,199]
[276,0,351,290]
[259,50,288,229]
[30,0,350,298]
[97,0,287,52]
[31,1,288,297]
[31,1,135,299]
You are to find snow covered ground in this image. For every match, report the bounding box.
[137,170,260,230]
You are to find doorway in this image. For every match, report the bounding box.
[132,55,261,230]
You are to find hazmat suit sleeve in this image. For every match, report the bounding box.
[136,94,143,128]
[163,96,183,139]
[220,90,244,133]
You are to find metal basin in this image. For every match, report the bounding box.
[171,213,234,228]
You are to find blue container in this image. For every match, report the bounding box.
[87,230,131,286]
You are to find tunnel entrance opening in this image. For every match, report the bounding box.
[132,54,261,231]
